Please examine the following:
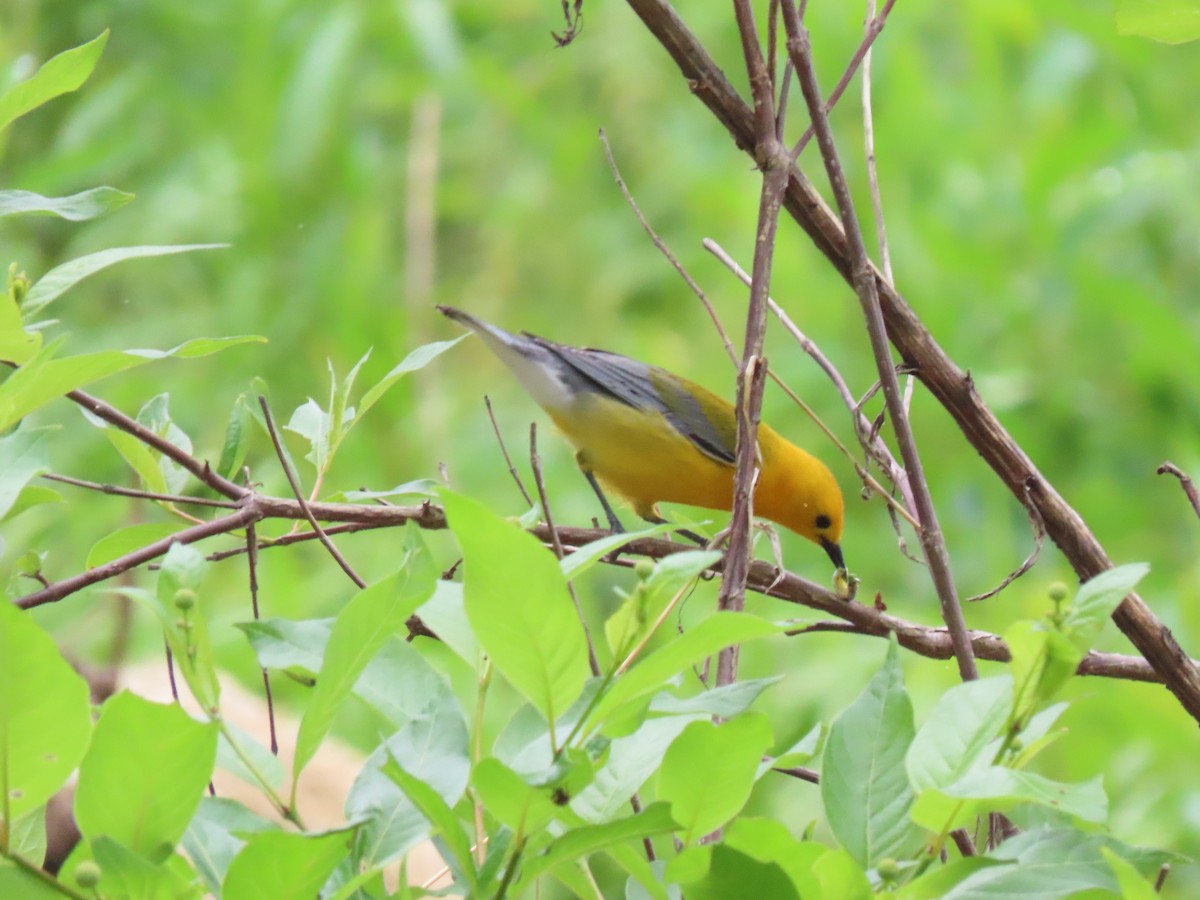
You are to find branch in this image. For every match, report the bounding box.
[622,0,1200,722]
[67,388,247,500]
[780,0,978,681]
[717,0,793,689]
[1158,462,1200,521]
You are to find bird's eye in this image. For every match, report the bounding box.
[815,514,832,530]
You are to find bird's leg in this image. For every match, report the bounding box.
[580,468,626,533]
[638,510,709,547]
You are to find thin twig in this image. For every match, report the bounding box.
[197,521,391,564]
[257,396,366,589]
[773,764,819,784]
[1158,462,1200,520]
[718,0,793,691]
[529,423,601,677]
[598,128,737,364]
[966,489,1045,602]
[485,396,534,506]
[789,0,897,159]
[67,388,247,500]
[950,829,977,858]
[781,0,978,682]
[243,468,279,756]
[42,472,242,508]
[1156,863,1170,892]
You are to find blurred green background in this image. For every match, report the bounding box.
[3,0,1199,888]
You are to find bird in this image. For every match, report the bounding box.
[438,305,846,571]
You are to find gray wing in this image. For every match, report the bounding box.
[526,334,736,465]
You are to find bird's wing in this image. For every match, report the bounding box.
[528,336,737,466]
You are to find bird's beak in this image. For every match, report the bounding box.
[820,537,845,571]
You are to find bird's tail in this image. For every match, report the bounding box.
[437,305,575,412]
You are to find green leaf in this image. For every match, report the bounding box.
[412,580,478,663]
[1006,621,1081,728]
[822,638,924,868]
[216,394,252,481]
[216,720,285,790]
[101,429,170,494]
[472,757,562,834]
[679,845,801,900]
[650,676,780,718]
[89,838,203,900]
[812,847,873,899]
[442,488,589,726]
[586,612,781,733]
[22,244,227,318]
[571,715,702,824]
[355,336,466,424]
[605,550,722,657]
[0,425,51,520]
[1101,847,1159,900]
[907,676,1012,792]
[75,692,218,861]
[0,866,62,899]
[897,857,1011,899]
[292,523,437,786]
[0,599,92,819]
[723,819,826,898]
[0,335,266,433]
[180,798,274,894]
[766,723,825,774]
[235,617,330,678]
[910,768,1107,831]
[346,701,470,867]
[381,757,477,892]
[7,804,49,866]
[0,270,40,364]
[328,350,371,458]
[86,522,182,569]
[284,397,345,471]
[222,826,355,900]
[657,714,773,843]
[1061,563,1150,653]
[2,484,64,522]
[0,31,109,132]
[518,803,677,885]
[1116,0,1200,44]
[0,187,134,221]
[558,522,682,580]
[901,828,1173,898]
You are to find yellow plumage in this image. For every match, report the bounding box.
[439,306,846,569]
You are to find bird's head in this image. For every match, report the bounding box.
[756,435,846,570]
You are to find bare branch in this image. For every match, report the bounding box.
[599,129,737,365]
[484,395,534,507]
[43,472,241,509]
[1158,461,1200,520]
[67,388,247,500]
[780,0,978,680]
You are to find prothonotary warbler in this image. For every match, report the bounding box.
[438,306,846,571]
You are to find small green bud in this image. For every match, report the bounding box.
[1048,582,1069,602]
[173,588,197,611]
[877,858,900,881]
[74,861,102,888]
[633,559,655,580]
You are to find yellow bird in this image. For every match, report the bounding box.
[438,306,846,570]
